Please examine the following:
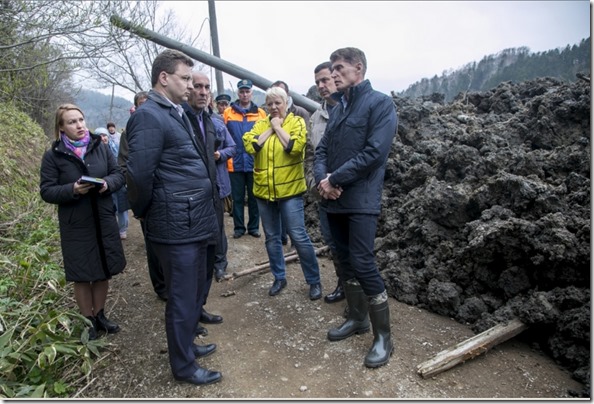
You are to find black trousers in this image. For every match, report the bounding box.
[140,220,166,296]
[327,212,385,296]
[151,240,209,379]
[202,196,224,306]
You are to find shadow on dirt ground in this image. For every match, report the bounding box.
[78,211,583,399]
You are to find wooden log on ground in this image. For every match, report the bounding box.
[416,318,528,379]
[222,246,329,281]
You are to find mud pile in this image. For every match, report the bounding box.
[304,76,590,392]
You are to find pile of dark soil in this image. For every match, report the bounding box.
[305,76,590,395]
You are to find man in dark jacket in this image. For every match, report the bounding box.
[182,71,228,337]
[125,50,222,386]
[314,47,398,369]
[223,79,266,239]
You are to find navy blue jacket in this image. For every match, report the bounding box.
[314,79,397,215]
[125,90,218,244]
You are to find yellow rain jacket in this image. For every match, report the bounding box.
[243,113,307,201]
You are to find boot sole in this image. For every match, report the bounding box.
[364,345,394,368]
[327,327,370,341]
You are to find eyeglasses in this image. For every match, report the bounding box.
[170,73,192,83]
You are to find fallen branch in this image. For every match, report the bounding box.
[256,250,298,266]
[222,246,329,281]
[416,318,528,378]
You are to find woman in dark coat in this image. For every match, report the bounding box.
[40,103,126,340]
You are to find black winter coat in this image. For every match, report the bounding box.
[183,102,223,246]
[40,134,126,282]
[125,90,219,244]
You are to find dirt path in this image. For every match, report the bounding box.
[79,211,583,399]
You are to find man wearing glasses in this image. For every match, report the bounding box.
[125,49,222,386]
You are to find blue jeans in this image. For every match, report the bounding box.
[112,193,128,234]
[256,196,321,285]
[327,212,385,296]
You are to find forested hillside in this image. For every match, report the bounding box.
[398,37,590,101]
[74,89,133,133]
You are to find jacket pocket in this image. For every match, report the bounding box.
[345,116,368,130]
[161,189,207,237]
[172,189,204,198]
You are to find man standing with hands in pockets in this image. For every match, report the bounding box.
[125,50,222,385]
[314,47,398,368]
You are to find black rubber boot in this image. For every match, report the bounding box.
[324,280,345,303]
[327,279,370,341]
[364,291,393,368]
[95,309,121,334]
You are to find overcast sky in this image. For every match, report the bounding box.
[132,1,589,101]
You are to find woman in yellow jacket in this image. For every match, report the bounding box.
[243,86,322,300]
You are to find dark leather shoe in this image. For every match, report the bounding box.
[192,343,217,358]
[309,283,322,300]
[200,310,223,324]
[268,279,287,296]
[195,325,208,337]
[248,231,261,238]
[215,268,226,282]
[232,232,244,239]
[175,367,222,386]
[157,292,168,302]
[324,283,345,303]
[95,309,120,334]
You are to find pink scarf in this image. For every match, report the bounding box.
[61,131,91,161]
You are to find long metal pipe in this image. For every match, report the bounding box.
[110,14,321,113]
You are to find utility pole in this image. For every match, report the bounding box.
[109,83,114,121]
[208,0,224,95]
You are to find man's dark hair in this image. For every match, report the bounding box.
[330,47,367,75]
[106,121,116,129]
[134,91,149,107]
[151,49,194,87]
[314,61,332,74]
[271,80,289,93]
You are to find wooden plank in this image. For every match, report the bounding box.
[416,318,528,378]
